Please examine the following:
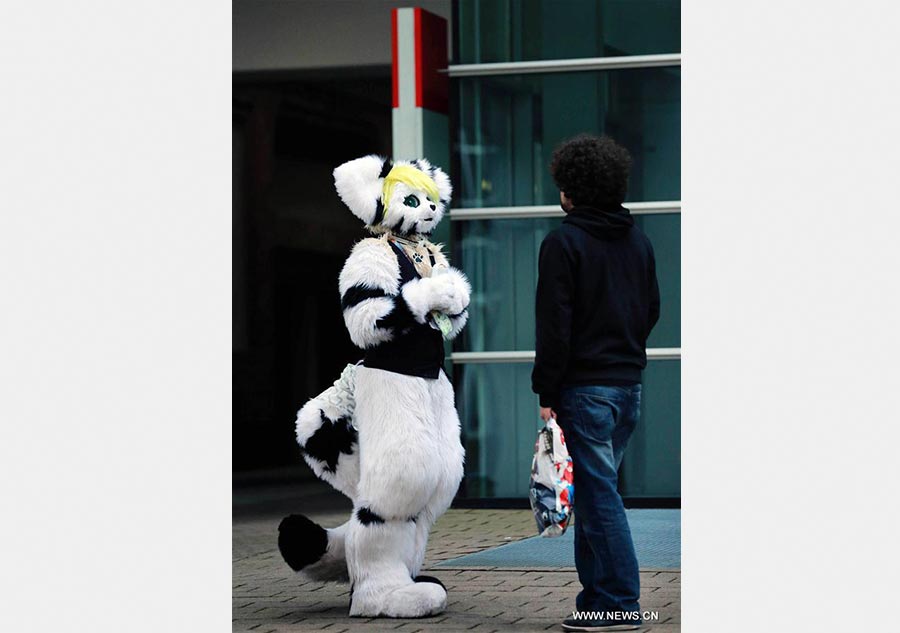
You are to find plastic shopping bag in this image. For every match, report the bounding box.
[528,417,574,537]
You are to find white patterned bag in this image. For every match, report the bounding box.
[528,418,575,537]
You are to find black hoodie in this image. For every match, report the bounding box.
[531,206,660,408]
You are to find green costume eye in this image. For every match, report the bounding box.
[403,194,420,208]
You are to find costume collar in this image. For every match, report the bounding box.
[387,232,428,248]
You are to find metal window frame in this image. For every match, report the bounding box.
[450,348,680,364]
[450,200,680,221]
[446,53,681,78]
[446,54,681,366]
[447,54,681,222]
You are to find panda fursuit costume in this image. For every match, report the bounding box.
[278,155,469,618]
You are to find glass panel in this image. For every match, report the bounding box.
[454,359,681,499]
[456,0,681,64]
[454,67,681,207]
[455,362,539,498]
[637,213,680,349]
[453,218,557,352]
[453,214,680,352]
[620,359,681,497]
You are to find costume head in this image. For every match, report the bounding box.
[333,155,452,236]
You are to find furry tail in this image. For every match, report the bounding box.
[278,515,349,582]
[295,365,360,500]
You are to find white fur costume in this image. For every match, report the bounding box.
[278,156,468,618]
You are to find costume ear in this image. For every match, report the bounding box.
[413,158,452,207]
[430,164,452,208]
[333,155,391,225]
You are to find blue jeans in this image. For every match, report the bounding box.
[556,384,642,616]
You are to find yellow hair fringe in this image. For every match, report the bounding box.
[381,165,440,215]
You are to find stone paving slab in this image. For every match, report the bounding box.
[233,486,680,632]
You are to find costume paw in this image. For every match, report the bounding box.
[413,575,446,591]
[441,268,470,313]
[426,273,467,315]
[278,514,328,572]
[351,581,447,618]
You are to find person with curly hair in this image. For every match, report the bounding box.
[532,134,660,632]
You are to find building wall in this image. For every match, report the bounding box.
[233,0,452,73]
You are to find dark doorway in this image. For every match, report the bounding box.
[233,70,392,475]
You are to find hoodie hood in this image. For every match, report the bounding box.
[562,205,634,240]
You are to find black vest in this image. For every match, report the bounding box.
[362,241,445,379]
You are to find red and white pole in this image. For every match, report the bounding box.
[391,7,449,165]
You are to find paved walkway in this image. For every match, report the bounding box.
[233,482,680,632]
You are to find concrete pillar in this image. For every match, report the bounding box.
[391,7,450,168]
[391,6,454,366]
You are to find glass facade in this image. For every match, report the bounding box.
[455,68,681,208]
[451,1,681,500]
[456,0,681,64]
[455,358,681,499]
[455,214,680,353]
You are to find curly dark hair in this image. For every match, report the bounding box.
[549,134,632,208]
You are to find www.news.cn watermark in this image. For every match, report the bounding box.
[571,610,659,622]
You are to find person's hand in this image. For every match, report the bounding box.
[539,407,557,422]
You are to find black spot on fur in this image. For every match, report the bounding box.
[278,514,328,572]
[379,159,392,179]
[341,284,388,310]
[413,575,446,591]
[375,294,416,332]
[372,198,385,225]
[302,412,357,473]
[356,506,385,526]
